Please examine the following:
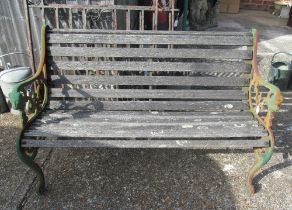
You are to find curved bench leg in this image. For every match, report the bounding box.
[16,134,46,195]
[247,147,273,194]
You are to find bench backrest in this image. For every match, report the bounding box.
[46,29,253,112]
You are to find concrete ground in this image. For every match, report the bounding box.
[0,10,292,210]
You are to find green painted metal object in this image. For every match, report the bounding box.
[182,0,189,30]
[268,52,292,91]
[8,25,48,195]
[247,29,283,194]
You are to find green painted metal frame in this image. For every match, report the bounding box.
[247,29,283,194]
[9,25,48,195]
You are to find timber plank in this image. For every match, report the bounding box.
[25,123,266,138]
[50,29,252,36]
[48,33,252,45]
[48,47,252,60]
[21,139,268,149]
[49,89,246,100]
[47,60,251,73]
[50,75,248,87]
[38,110,254,120]
[47,100,249,111]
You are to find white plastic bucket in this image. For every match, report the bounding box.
[0,67,32,110]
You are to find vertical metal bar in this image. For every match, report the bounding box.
[152,10,155,30]
[141,9,144,31]
[183,0,189,31]
[154,0,158,30]
[69,8,73,29]
[55,8,59,29]
[111,9,116,30]
[114,9,117,30]
[126,9,130,30]
[170,0,175,49]
[139,10,142,31]
[82,9,86,29]
[41,7,45,25]
[139,11,143,48]
[23,0,36,74]
[171,0,175,31]
[168,11,171,31]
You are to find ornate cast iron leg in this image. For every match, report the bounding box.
[247,146,273,194]
[16,133,46,195]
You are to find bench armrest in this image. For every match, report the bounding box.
[248,29,283,145]
[8,26,48,127]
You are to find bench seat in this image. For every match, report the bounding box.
[23,110,268,148]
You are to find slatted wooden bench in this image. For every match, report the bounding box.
[9,26,282,195]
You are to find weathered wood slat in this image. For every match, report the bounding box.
[21,139,268,149]
[31,117,258,126]
[24,122,267,138]
[48,33,252,45]
[39,110,254,120]
[48,47,252,59]
[48,60,251,73]
[50,75,248,87]
[48,100,249,111]
[50,29,252,36]
[49,89,246,99]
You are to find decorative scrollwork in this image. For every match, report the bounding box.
[246,29,283,194]
[24,147,39,160]
[249,76,282,131]
[249,29,283,132]
[8,25,48,129]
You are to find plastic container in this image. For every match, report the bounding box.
[0,67,32,98]
[268,52,292,91]
[0,52,32,114]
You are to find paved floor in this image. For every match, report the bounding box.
[0,10,291,210]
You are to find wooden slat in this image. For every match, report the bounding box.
[49,89,246,99]
[50,75,249,87]
[24,122,266,138]
[21,139,268,149]
[50,29,252,36]
[35,113,256,125]
[48,47,252,59]
[48,100,249,111]
[33,120,259,128]
[47,60,251,73]
[48,33,252,45]
[39,110,254,121]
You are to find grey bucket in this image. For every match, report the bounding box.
[268,52,292,91]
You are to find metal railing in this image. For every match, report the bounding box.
[28,0,178,31]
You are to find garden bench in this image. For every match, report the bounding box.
[9,26,282,194]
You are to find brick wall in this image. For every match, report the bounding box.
[240,0,292,11]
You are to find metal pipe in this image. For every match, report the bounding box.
[23,0,36,74]
[182,0,188,31]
